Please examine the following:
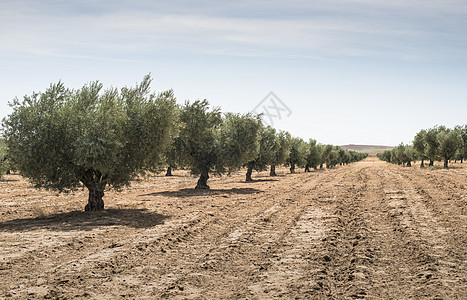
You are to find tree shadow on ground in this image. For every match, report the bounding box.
[241,178,279,183]
[0,209,169,232]
[141,187,263,198]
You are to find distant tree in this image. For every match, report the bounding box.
[322,144,334,168]
[2,75,178,211]
[342,150,352,165]
[0,138,9,177]
[456,124,467,163]
[286,137,307,173]
[304,139,321,172]
[164,136,187,176]
[244,125,276,181]
[337,147,346,166]
[391,146,402,165]
[413,129,428,167]
[178,100,261,189]
[327,147,341,168]
[269,130,291,176]
[437,127,462,168]
[316,144,326,169]
[424,126,441,166]
[378,150,392,163]
[404,145,416,167]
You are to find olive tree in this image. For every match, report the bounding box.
[0,138,9,177]
[286,137,307,173]
[404,145,416,167]
[164,136,187,176]
[269,130,291,176]
[413,129,428,167]
[2,75,178,211]
[327,146,341,168]
[178,100,261,189]
[304,139,321,172]
[424,126,441,166]
[245,125,276,182]
[316,144,326,169]
[456,124,467,163]
[437,127,462,168]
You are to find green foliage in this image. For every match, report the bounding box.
[456,124,467,162]
[378,144,413,166]
[381,124,466,169]
[178,100,261,188]
[286,137,307,173]
[437,127,462,168]
[164,136,187,174]
[0,138,10,176]
[271,130,291,167]
[327,147,341,168]
[178,100,223,177]
[424,126,441,164]
[219,112,261,171]
[245,125,277,173]
[305,139,321,170]
[413,129,427,164]
[316,144,326,168]
[2,75,178,209]
[322,144,334,167]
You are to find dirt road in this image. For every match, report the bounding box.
[1,158,466,299]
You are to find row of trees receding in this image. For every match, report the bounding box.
[1,75,367,211]
[377,125,467,168]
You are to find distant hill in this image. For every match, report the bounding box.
[340,144,394,156]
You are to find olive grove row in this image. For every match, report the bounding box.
[377,125,467,168]
[0,76,366,211]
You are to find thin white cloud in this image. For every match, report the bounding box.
[0,0,466,60]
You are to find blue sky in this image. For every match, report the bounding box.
[1,0,466,146]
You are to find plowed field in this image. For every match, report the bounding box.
[1,158,466,299]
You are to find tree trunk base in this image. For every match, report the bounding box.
[195,172,210,190]
[269,165,277,176]
[85,189,105,211]
[246,168,253,182]
[165,166,173,176]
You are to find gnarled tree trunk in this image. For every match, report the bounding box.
[290,164,295,174]
[85,188,105,211]
[245,167,253,182]
[165,166,173,176]
[195,171,210,190]
[82,169,107,211]
[304,164,310,172]
[420,160,425,168]
[429,160,434,166]
[270,164,277,176]
[444,157,449,169]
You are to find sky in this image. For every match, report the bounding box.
[1,0,466,146]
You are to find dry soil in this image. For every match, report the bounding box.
[1,157,466,299]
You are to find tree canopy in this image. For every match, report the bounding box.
[2,75,178,210]
[178,100,261,189]
[244,125,276,181]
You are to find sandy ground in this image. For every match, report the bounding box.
[0,157,466,299]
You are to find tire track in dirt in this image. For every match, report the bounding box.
[21,172,324,299]
[2,160,466,299]
[355,161,466,299]
[150,172,335,299]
